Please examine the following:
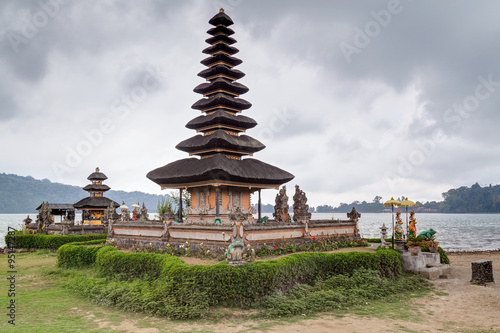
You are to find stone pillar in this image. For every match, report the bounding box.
[178,188,183,222]
[471,260,494,285]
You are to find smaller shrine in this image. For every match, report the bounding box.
[74,167,119,225]
[35,203,75,224]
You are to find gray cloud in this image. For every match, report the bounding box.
[1,0,499,206]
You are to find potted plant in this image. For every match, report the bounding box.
[422,236,439,253]
[406,235,425,256]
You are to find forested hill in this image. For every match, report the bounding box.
[0,173,171,214]
[439,183,500,213]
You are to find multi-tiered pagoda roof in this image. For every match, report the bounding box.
[147,9,293,189]
[74,167,119,209]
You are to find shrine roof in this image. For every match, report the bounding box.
[147,153,294,187]
[74,197,119,209]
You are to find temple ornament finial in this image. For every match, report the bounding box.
[220,8,224,13]
[96,167,100,172]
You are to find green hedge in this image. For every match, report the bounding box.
[57,245,403,307]
[57,244,109,268]
[5,233,107,250]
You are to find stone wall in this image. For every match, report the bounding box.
[109,219,357,251]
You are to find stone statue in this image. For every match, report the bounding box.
[161,207,176,222]
[347,207,361,222]
[140,202,148,221]
[408,211,417,238]
[273,185,290,223]
[67,209,75,224]
[347,207,361,238]
[293,185,311,223]
[104,203,116,222]
[36,202,53,234]
[225,239,245,261]
[229,206,247,221]
[419,229,436,240]
[23,215,32,226]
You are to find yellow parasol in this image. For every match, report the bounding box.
[399,197,418,238]
[384,197,400,247]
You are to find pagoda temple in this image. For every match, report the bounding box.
[74,167,119,225]
[147,9,294,223]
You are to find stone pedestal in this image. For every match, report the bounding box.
[471,260,494,285]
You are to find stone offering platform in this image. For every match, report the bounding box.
[402,251,451,279]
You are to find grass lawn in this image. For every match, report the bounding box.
[0,250,434,333]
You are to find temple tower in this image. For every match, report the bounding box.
[147,9,294,223]
[74,167,119,225]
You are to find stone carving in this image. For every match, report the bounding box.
[67,209,75,224]
[104,202,116,222]
[161,207,176,222]
[347,207,361,222]
[273,185,290,223]
[36,202,53,234]
[140,202,148,220]
[293,185,311,223]
[347,207,361,238]
[229,206,247,221]
[23,215,32,226]
[225,239,245,262]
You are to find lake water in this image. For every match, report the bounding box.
[1,212,499,251]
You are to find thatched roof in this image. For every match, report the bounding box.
[207,25,234,36]
[209,10,234,27]
[194,78,248,96]
[83,184,111,192]
[191,93,251,112]
[147,153,294,187]
[36,203,74,211]
[87,167,108,181]
[176,130,265,154]
[200,53,242,67]
[198,65,245,81]
[186,110,257,130]
[74,197,119,209]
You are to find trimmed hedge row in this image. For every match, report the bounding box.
[57,245,403,306]
[5,233,107,250]
[57,244,108,268]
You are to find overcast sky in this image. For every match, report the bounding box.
[1,0,500,207]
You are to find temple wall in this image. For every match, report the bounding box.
[109,220,357,251]
[27,223,106,235]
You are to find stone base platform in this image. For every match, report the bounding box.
[109,219,358,252]
[402,251,451,280]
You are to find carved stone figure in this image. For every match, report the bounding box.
[225,239,245,261]
[292,185,311,223]
[67,209,75,224]
[36,202,53,234]
[140,202,148,221]
[104,203,116,222]
[347,207,361,238]
[273,185,290,223]
[347,207,361,222]
[23,215,32,226]
[229,206,247,221]
[161,207,176,222]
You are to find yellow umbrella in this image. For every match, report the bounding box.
[384,197,400,247]
[399,197,418,238]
